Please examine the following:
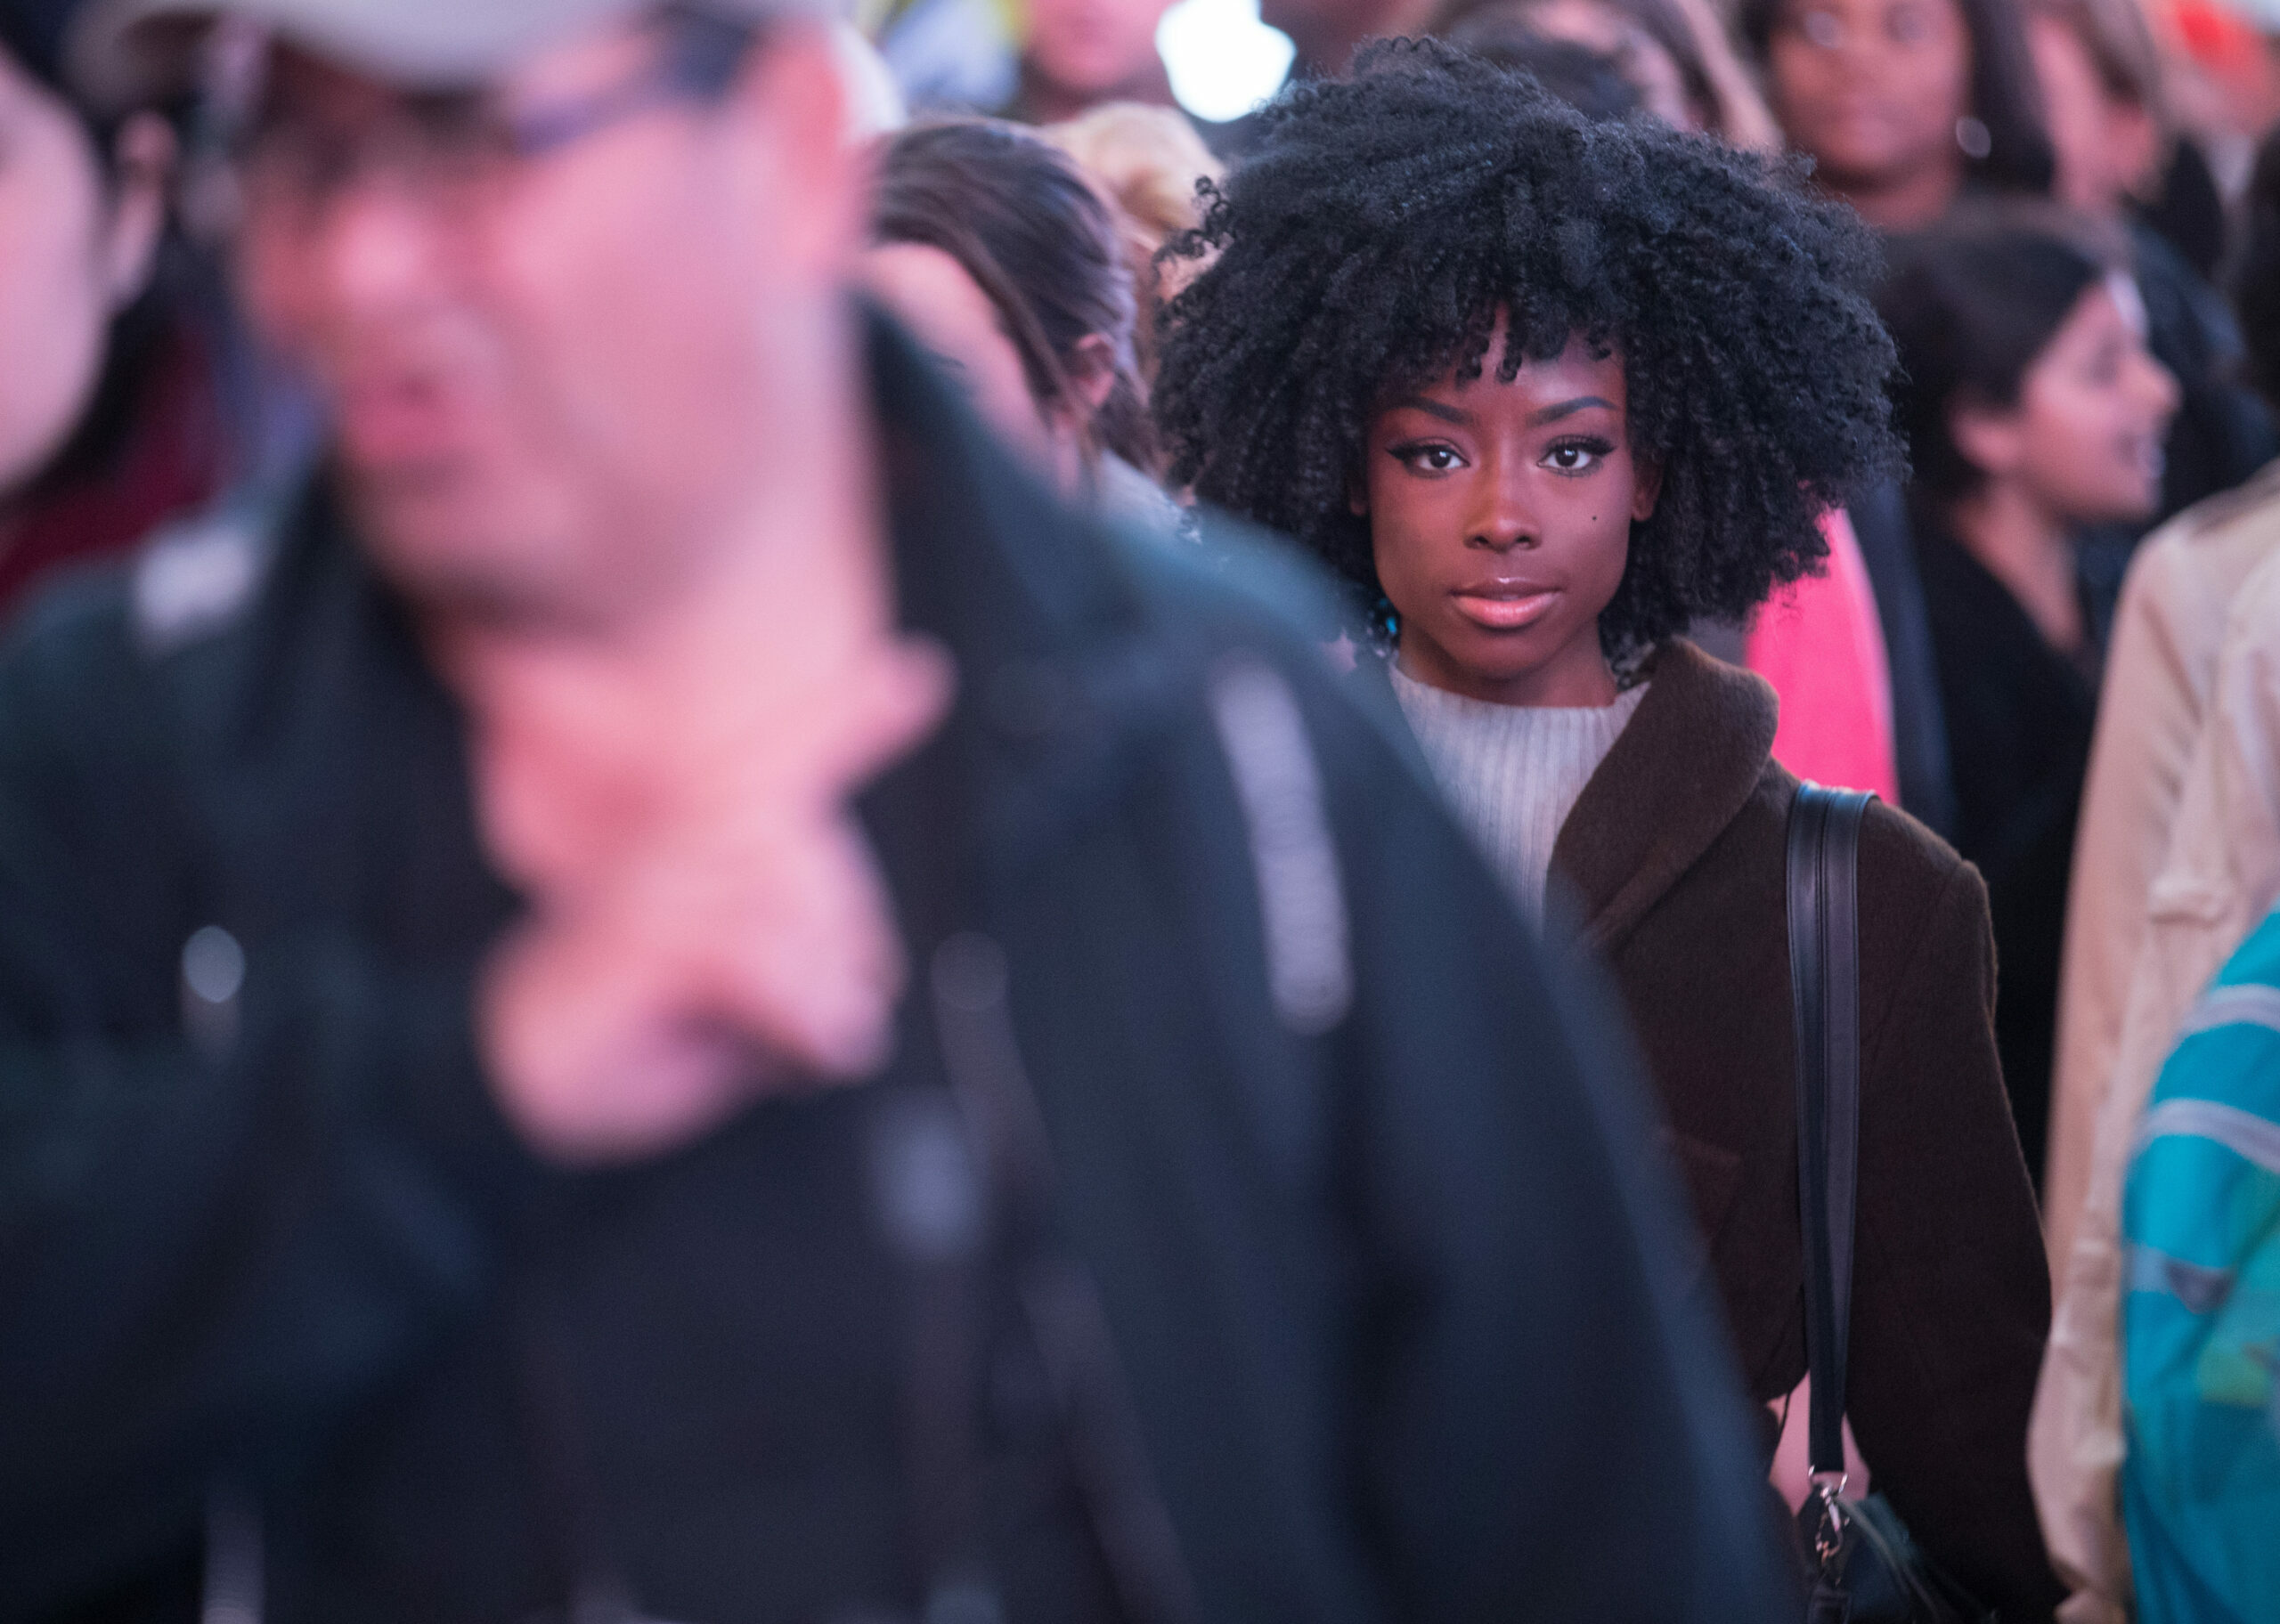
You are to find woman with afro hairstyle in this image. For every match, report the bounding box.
[1154,40,2064,1618]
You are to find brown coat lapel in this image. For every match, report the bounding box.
[1551,639,1779,956]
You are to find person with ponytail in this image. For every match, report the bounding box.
[867,116,1169,530]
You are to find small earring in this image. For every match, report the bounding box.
[1955,116,1992,160]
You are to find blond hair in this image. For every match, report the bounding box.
[1044,104,1225,381]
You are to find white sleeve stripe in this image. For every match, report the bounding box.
[1208,656,1352,1036]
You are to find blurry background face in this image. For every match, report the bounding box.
[863,239,1068,477]
[1258,0,1413,71]
[1023,0,1179,100]
[1969,281,2178,523]
[0,48,119,499]
[236,21,856,625]
[1768,0,1970,194]
[1505,0,1694,126]
[2026,13,2154,217]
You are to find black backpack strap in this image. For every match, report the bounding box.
[1786,784,1875,1482]
[929,931,1198,1624]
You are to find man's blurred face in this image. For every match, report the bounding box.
[236,18,856,627]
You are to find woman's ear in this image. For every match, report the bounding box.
[1062,334,1120,415]
[100,113,175,314]
[1631,458,1664,524]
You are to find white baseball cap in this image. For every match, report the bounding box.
[72,0,824,111]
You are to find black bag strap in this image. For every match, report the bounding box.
[1786,784,1874,1482]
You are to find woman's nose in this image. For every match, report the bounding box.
[1467,457,1536,549]
[2140,352,2182,420]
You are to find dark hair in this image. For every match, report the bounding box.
[1152,38,1901,660]
[1438,0,1702,126]
[1441,21,1646,121]
[1877,205,2114,506]
[1738,0,2057,201]
[0,0,83,109]
[2232,126,2280,410]
[874,118,1154,475]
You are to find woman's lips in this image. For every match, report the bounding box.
[1452,588,1560,631]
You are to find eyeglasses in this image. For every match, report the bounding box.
[221,15,755,227]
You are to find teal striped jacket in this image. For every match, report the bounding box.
[2121,906,2280,1623]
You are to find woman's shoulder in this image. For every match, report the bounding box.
[1859,793,1981,904]
[1741,757,1987,937]
[1725,767,1999,1074]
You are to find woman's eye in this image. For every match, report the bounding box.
[1799,9,1844,46]
[1543,443,1605,474]
[1395,443,1463,473]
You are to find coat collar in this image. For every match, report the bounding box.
[1549,639,1779,956]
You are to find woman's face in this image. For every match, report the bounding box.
[1767,0,1972,220]
[1359,322,1655,708]
[0,50,124,499]
[1955,280,2179,525]
[1025,0,1182,102]
[2028,15,2158,218]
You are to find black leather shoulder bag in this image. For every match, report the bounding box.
[1787,784,1993,1624]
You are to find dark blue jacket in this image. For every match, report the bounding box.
[0,319,1788,1623]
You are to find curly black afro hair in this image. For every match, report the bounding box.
[1153,38,1903,659]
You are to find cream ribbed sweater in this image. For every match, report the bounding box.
[1391,668,1649,926]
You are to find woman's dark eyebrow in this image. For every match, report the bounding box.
[1388,396,1472,426]
[1532,395,1618,426]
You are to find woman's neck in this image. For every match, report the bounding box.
[1395,636,1621,709]
[1947,481,2085,655]
[1827,160,1964,233]
[1014,58,1177,126]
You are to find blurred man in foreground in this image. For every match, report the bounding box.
[0,1,1789,1617]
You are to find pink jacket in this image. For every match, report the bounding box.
[1746,509,1901,803]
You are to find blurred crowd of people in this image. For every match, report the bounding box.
[5,0,2280,1616]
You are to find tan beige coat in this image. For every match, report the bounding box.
[2032,537,2280,1623]
[2047,460,2280,1274]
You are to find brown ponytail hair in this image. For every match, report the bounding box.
[873,118,1157,476]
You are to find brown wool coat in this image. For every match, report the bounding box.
[1546,641,2064,1621]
